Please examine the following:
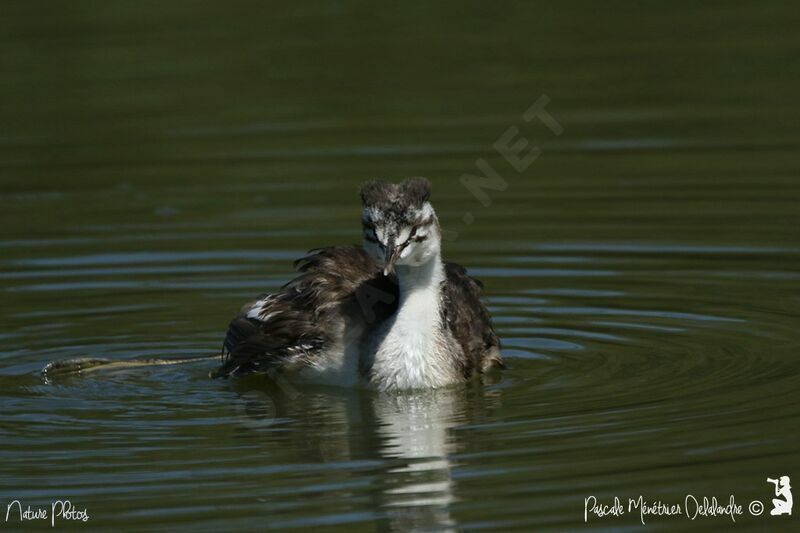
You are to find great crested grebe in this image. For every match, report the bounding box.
[211,178,502,390]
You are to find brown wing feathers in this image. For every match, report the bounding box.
[212,246,393,378]
[441,262,503,378]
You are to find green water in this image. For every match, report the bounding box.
[2,2,799,530]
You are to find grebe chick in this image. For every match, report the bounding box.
[212,177,502,390]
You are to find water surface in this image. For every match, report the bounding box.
[2,2,799,530]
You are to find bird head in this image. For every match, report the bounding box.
[359,177,441,276]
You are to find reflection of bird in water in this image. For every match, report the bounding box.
[373,390,463,531]
[232,377,502,531]
[213,178,502,390]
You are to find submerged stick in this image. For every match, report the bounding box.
[41,354,219,378]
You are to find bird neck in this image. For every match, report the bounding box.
[373,252,448,389]
[395,253,445,304]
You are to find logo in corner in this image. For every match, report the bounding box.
[767,476,792,516]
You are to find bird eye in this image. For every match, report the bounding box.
[363,224,379,243]
[408,225,427,243]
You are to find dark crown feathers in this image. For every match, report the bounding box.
[360,177,432,209]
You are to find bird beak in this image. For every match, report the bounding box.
[383,244,401,276]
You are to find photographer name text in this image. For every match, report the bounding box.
[585,495,748,524]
